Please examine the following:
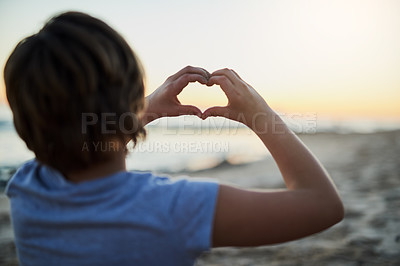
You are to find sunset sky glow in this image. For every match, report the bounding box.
[1,0,399,120]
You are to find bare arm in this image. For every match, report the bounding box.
[202,69,344,247]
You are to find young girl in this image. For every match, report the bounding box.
[4,11,343,266]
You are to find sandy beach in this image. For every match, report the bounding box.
[1,130,399,265]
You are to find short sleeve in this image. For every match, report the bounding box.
[169,178,219,256]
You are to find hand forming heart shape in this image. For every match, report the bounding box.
[141,66,270,128]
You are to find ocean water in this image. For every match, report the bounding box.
[0,104,399,175]
[0,115,267,173]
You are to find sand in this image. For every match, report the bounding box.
[1,131,399,265]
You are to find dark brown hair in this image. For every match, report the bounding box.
[4,11,146,174]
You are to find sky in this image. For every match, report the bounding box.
[0,0,399,120]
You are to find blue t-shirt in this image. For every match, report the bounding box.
[6,160,219,266]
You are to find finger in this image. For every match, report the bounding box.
[230,69,242,79]
[168,65,210,82]
[211,68,240,84]
[202,106,230,120]
[230,69,253,87]
[171,73,208,95]
[206,75,235,98]
[177,104,202,118]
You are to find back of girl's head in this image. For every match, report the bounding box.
[4,11,145,174]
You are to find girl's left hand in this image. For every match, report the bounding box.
[141,66,210,125]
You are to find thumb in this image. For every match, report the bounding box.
[177,104,202,117]
[202,106,230,120]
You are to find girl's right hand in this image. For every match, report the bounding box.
[206,69,344,248]
[201,68,272,129]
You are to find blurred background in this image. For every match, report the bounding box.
[0,0,399,265]
[0,0,399,170]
